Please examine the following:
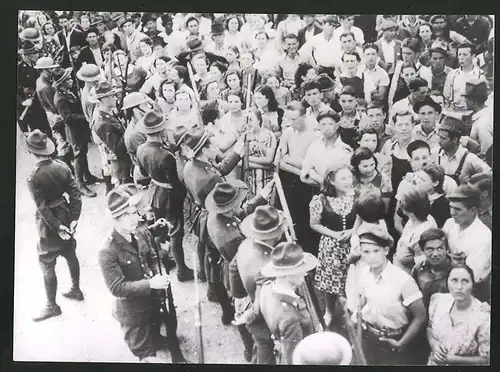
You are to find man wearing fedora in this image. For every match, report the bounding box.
[229,205,287,364]
[25,130,84,322]
[257,242,319,364]
[292,331,352,365]
[94,81,133,188]
[205,22,226,58]
[135,110,194,283]
[182,127,245,288]
[98,184,173,363]
[53,67,99,197]
[121,18,148,63]
[205,180,274,360]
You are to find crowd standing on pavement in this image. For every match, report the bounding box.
[17,11,492,365]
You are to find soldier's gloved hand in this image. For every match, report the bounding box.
[58,225,72,240]
[149,274,171,289]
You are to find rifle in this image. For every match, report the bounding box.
[18,92,36,122]
[240,73,252,182]
[146,217,187,363]
[186,61,205,127]
[192,250,205,363]
[272,171,326,333]
[338,295,367,365]
[62,26,82,98]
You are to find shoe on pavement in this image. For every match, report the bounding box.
[244,348,253,363]
[197,271,207,283]
[165,257,176,272]
[221,307,235,326]
[79,184,97,198]
[62,288,84,301]
[84,174,103,185]
[32,303,62,322]
[177,267,194,282]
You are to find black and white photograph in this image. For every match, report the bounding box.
[14,11,493,365]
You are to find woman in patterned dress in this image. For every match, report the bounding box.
[244,108,277,199]
[309,165,356,327]
[40,21,61,60]
[253,84,284,139]
[427,264,490,365]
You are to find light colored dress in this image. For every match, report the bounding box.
[244,128,276,199]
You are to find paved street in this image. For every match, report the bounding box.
[13,134,245,363]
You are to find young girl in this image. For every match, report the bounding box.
[357,128,392,179]
[225,45,241,71]
[309,165,356,327]
[253,84,284,139]
[264,72,292,109]
[156,79,177,117]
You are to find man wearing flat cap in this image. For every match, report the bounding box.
[460,76,493,160]
[436,115,490,185]
[422,40,453,96]
[25,130,83,322]
[98,184,172,362]
[205,21,227,58]
[374,19,402,75]
[135,110,194,283]
[121,18,148,62]
[443,184,491,303]
[53,67,98,197]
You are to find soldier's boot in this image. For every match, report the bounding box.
[62,288,84,301]
[74,159,97,198]
[103,175,114,195]
[171,235,194,282]
[215,283,234,325]
[32,302,62,322]
[237,324,255,362]
[61,250,84,301]
[197,240,207,283]
[207,283,219,302]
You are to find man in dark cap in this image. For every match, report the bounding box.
[205,22,226,57]
[77,27,104,66]
[424,41,453,96]
[436,116,490,185]
[25,130,83,322]
[142,13,161,39]
[53,67,98,197]
[135,110,194,282]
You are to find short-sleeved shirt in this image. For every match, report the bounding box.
[362,65,390,103]
[442,216,491,282]
[356,262,423,330]
[437,145,490,185]
[470,105,493,156]
[411,124,440,150]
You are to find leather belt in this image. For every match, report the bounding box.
[151,179,173,189]
[362,321,406,338]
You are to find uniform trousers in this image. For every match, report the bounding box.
[246,317,276,364]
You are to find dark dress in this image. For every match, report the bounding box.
[309,194,356,295]
[430,194,451,228]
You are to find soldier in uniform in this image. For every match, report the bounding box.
[25,130,84,322]
[135,110,194,282]
[205,180,274,360]
[181,127,245,299]
[98,184,172,363]
[53,67,99,197]
[229,206,286,364]
[257,242,319,365]
[93,81,133,188]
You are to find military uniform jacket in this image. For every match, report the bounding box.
[136,141,186,211]
[183,151,241,208]
[206,195,267,263]
[94,110,129,160]
[36,75,58,115]
[54,88,91,145]
[259,282,314,365]
[27,159,82,256]
[229,238,274,302]
[98,227,161,326]
[17,59,38,96]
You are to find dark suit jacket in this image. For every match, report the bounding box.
[98,227,161,325]
[77,45,103,66]
[56,28,87,68]
[375,38,402,73]
[297,25,322,48]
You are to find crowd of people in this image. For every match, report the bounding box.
[17,11,492,365]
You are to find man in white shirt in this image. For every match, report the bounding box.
[443,185,491,302]
[389,77,429,127]
[375,19,402,75]
[362,43,390,104]
[122,18,148,62]
[333,15,365,46]
[411,95,442,151]
[401,37,432,87]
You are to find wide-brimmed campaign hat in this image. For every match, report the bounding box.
[240,205,286,241]
[34,56,59,70]
[94,81,119,99]
[121,91,151,110]
[205,180,249,214]
[185,35,204,53]
[25,129,56,156]
[260,242,318,277]
[182,127,212,159]
[137,109,166,134]
[106,183,143,218]
[19,27,42,43]
[292,332,353,365]
[51,67,73,88]
[413,95,442,114]
[76,64,102,82]
[19,40,38,55]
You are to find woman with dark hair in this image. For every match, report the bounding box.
[136,37,155,74]
[168,64,196,102]
[140,55,171,99]
[209,60,228,91]
[156,79,178,117]
[415,163,451,227]
[357,127,392,179]
[263,71,292,109]
[292,62,317,100]
[309,164,356,327]
[219,69,252,109]
[243,108,277,198]
[253,84,284,139]
[427,264,490,365]
[429,15,470,46]
[391,60,418,105]
[225,45,241,71]
[417,22,433,52]
[393,188,437,273]
[351,146,392,211]
[39,21,61,59]
[224,15,244,49]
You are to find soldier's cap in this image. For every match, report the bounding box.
[428,40,449,56]
[94,81,119,99]
[206,180,249,214]
[260,241,318,278]
[380,19,398,31]
[18,40,38,55]
[52,67,73,88]
[184,13,199,28]
[358,222,394,248]
[185,35,204,53]
[438,116,466,136]
[137,109,167,135]
[315,73,335,92]
[210,22,225,36]
[19,27,42,43]
[413,95,442,114]
[171,125,189,149]
[34,56,59,70]
[91,15,104,26]
[25,129,56,156]
[121,91,151,110]
[447,184,481,206]
[464,76,489,103]
[76,64,102,82]
[292,332,353,365]
[182,127,213,159]
[106,183,143,218]
[240,205,286,241]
